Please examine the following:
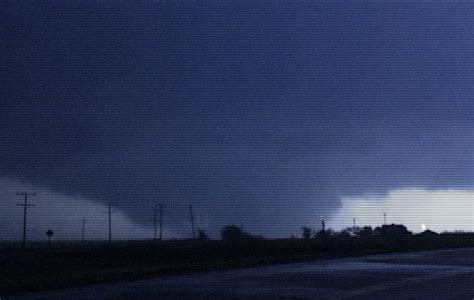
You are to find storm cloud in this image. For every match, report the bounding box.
[1,2,473,238]
[0,177,159,241]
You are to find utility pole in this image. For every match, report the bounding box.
[16,192,36,248]
[383,213,387,226]
[82,219,86,242]
[108,203,112,243]
[321,216,326,233]
[153,204,164,240]
[189,204,195,239]
[103,203,114,243]
[353,217,356,232]
[159,204,163,240]
[153,208,157,240]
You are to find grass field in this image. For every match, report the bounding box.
[2,233,474,296]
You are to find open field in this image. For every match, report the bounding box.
[2,234,474,297]
[15,247,474,299]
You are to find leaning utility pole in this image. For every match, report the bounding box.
[16,192,36,248]
[153,204,164,240]
[189,204,195,239]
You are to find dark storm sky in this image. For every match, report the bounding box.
[1,1,473,236]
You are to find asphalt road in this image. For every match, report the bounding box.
[12,248,474,299]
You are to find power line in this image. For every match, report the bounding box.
[16,192,36,248]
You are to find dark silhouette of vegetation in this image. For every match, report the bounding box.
[301,227,312,240]
[358,226,374,237]
[197,229,209,241]
[220,225,263,241]
[221,225,247,240]
[46,229,53,247]
[316,228,335,238]
[418,229,439,237]
[340,226,362,236]
[374,224,411,237]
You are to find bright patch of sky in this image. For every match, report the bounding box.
[330,189,474,233]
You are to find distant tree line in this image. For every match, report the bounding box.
[220,225,263,241]
[200,223,437,241]
[300,224,419,240]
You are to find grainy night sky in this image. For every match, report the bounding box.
[1,1,473,239]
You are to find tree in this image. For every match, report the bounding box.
[374,224,411,237]
[340,227,352,236]
[46,229,54,247]
[301,227,312,240]
[197,229,209,241]
[340,226,362,236]
[221,225,248,241]
[358,226,373,237]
